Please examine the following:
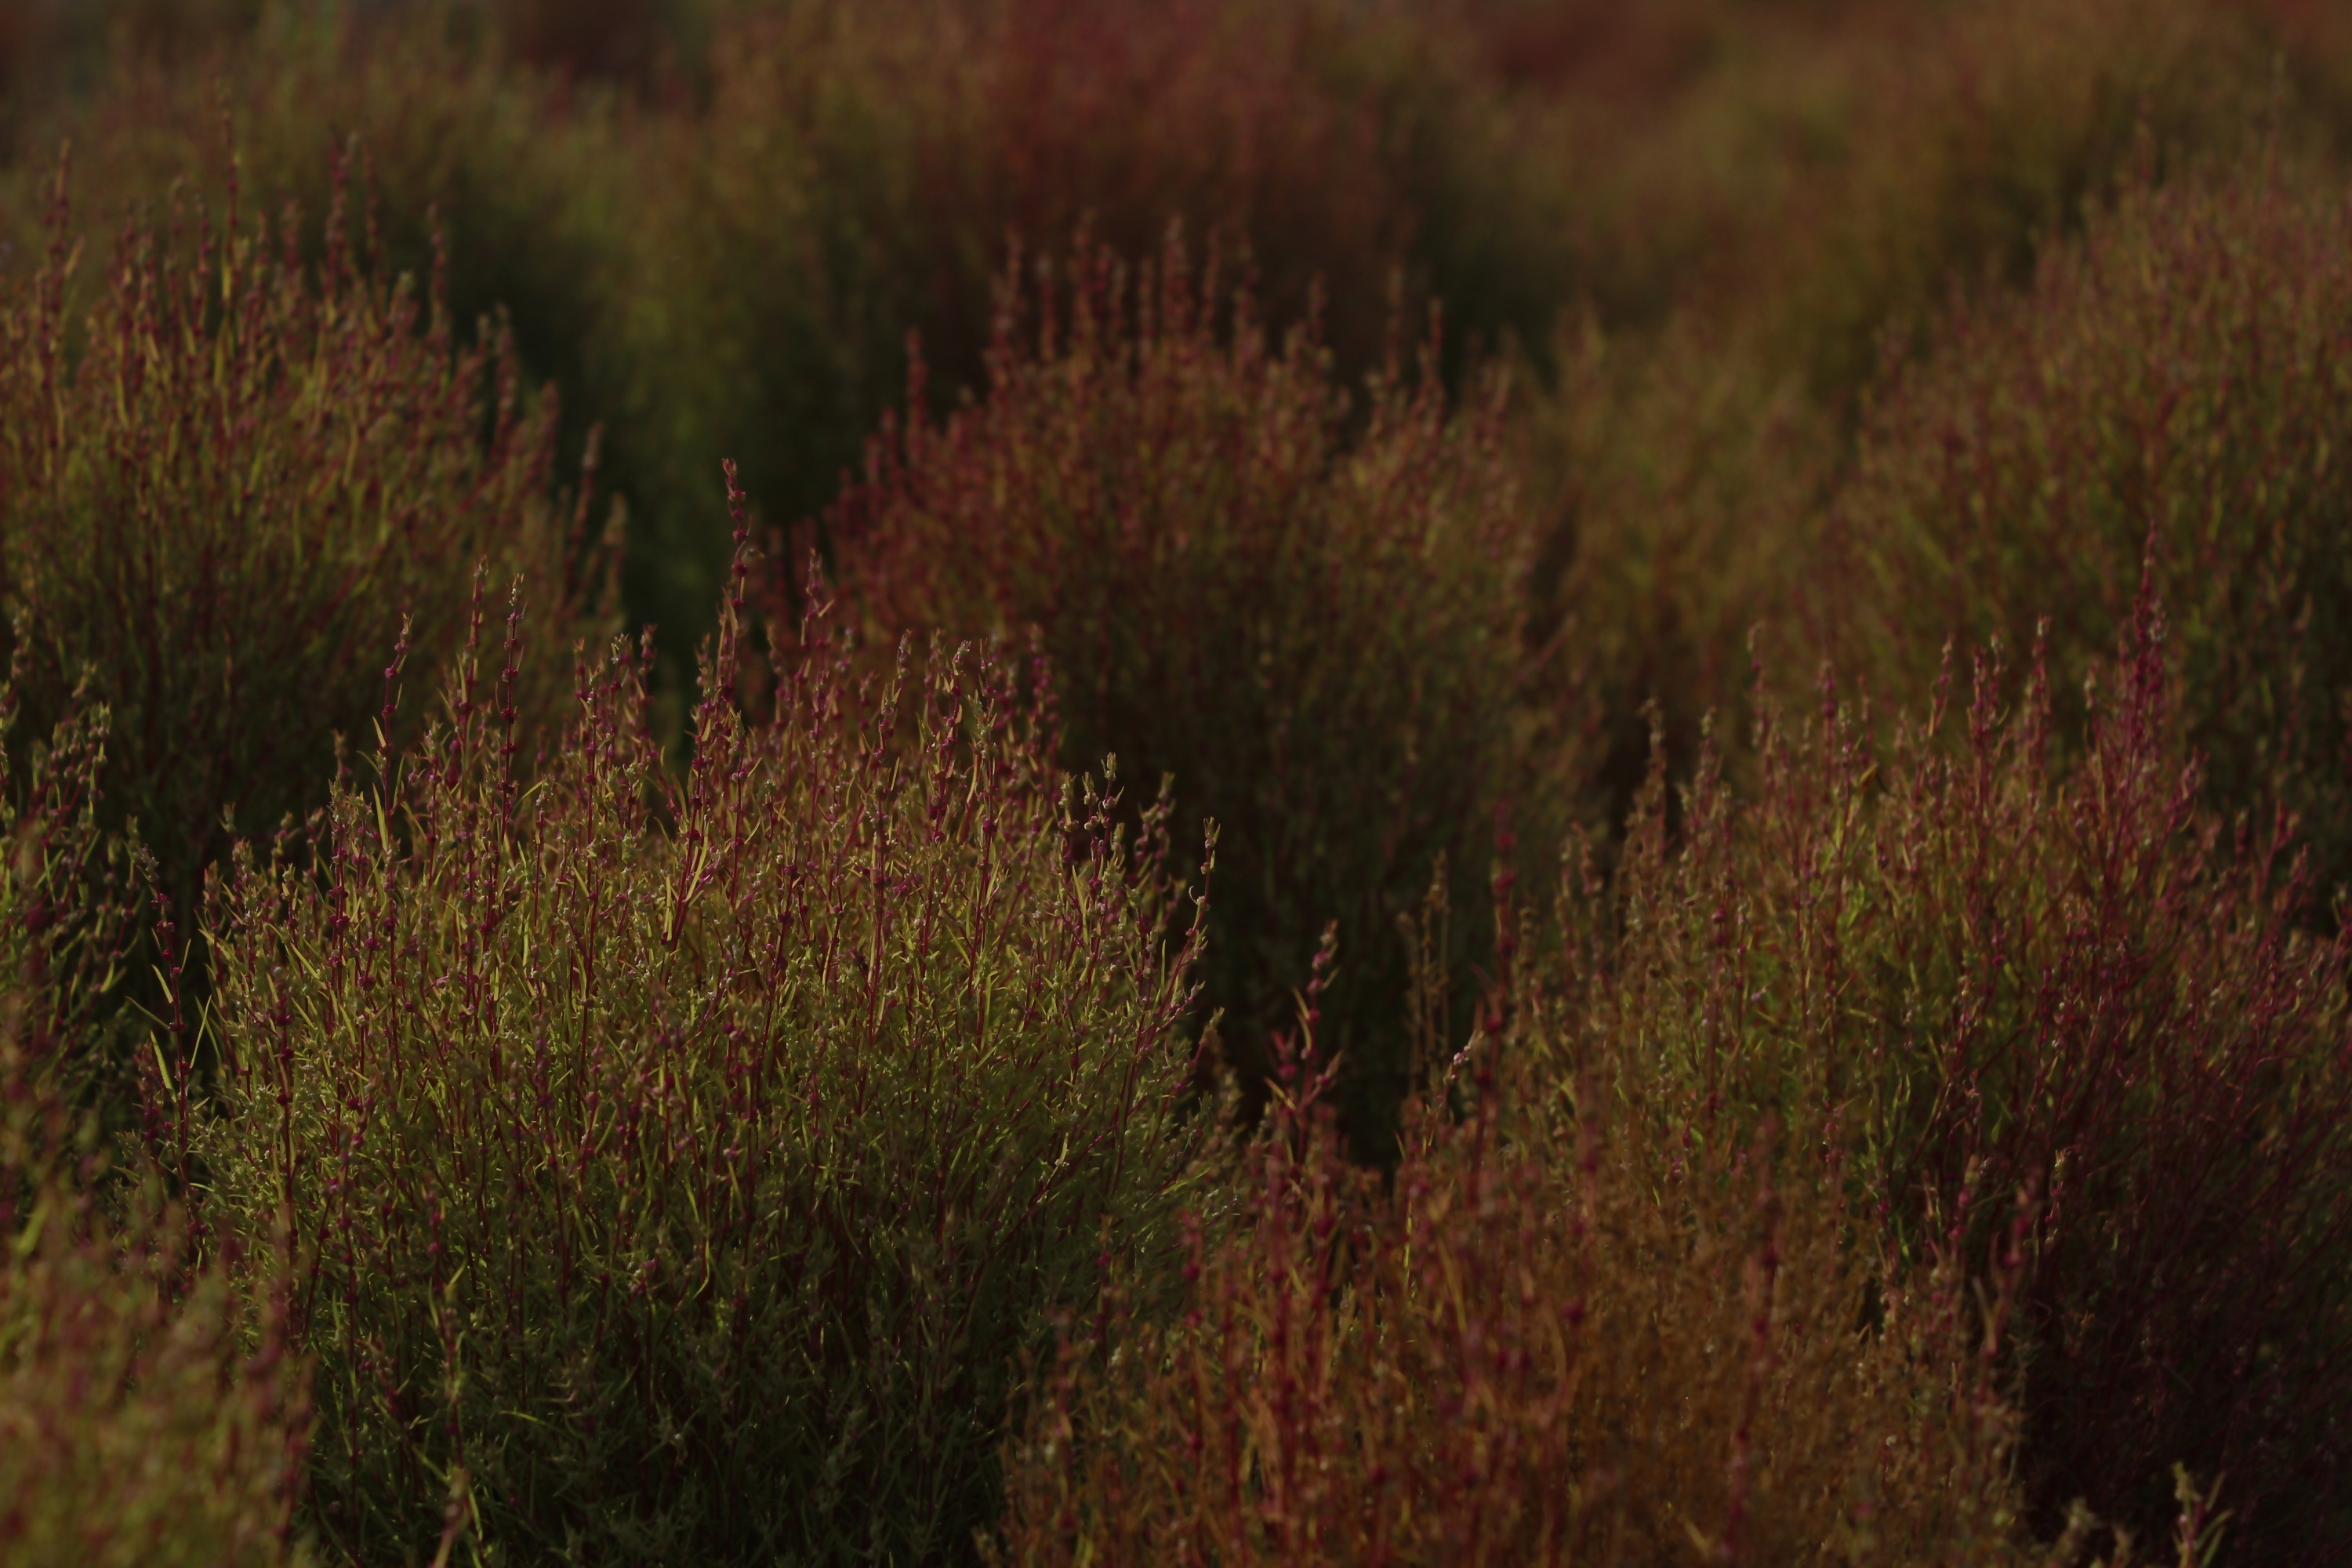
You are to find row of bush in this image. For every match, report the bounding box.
[13,0,2351,647]
[0,1,2347,1563]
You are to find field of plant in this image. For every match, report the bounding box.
[0,0,2348,1562]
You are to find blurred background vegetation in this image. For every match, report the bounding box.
[9,0,2345,662]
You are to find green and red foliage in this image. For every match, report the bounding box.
[0,687,311,1568]
[1493,0,2328,840]
[1576,608,2352,1556]
[1832,160,2352,904]
[941,0,1546,379]
[0,678,143,1093]
[0,3,2348,1559]
[0,13,629,483]
[1006,594,2352,1562]
[1748,0,2291,408]
[1515,315,1833,821]
[198,517,1210,1563]
[0,1120,312,1568]
[0,149,598,942]
[620,0,1559,648]
[836,242,1543,1152]
[994,1002,2053,1565]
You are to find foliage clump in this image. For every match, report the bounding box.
[1576,610,2352,1555]
[0,688,311,1568]
[839,242,1541,1152]
[201,519,1209,1564]
[996,1023,2049,1566]
[619,0,1550,642]
[0,149,597,949]
[0,7,2347,1563]
[1833,165,2352,900]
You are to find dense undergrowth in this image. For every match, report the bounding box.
[1592,618,2352,1555]
[198,519,1209,1559]
[0,0,2347,1563]
[833,242,1544,1153]
[1831,159,2352,901]
[0,688,310,1566]
[0,136,608,1091]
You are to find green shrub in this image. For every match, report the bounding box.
[0,11,626,492]
[837,243,1544,1154]
[1001,580,2350,1561]
[996,1018,2058,1566]
[1570,611,2352,1557]
[200,522,1209,1563]
[0,151,597,964]
[0,686,311,1568]
[1514,313,1832,825]
[0,1139,313,1568]
[621,0,1564,655]
[606,0,952,648]
[1751,0,2292,408]
[1832,161,2352,904]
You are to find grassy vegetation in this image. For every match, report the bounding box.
[198,522,1210,1560]
[0,0,2347,1562]
[833,240,1543,1154]
[1830,160,2352,903]
[0,687,310,1566]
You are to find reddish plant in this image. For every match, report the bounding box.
[201,512,1209,1563]
[0,1130,312,1568]
[0,144,601,988]
[0,15,630,500]
[836,240,1543,1152]
[0,684,310,1568]
[994,1003,2057,1565]
[1573,599,2352,1555]
[1751,0,2287,408]
[1831,160,2352,909]
[624,0,1552,650]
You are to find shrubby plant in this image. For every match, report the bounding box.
[0,686,311,1568]
[0,148,598,949]
[621,0,1552,655]
[1515,314,1831,823]
[1756,0,2288,408]
[1575,606,2352,1556]
[837,241,1542,1152]
[0,6,2346,1560]
[1834,160,2352,903]
[1003,600,2349,1563]
[995,960,2053,1565]
[201,509,1210,1563]
[0,1128,312,1568]
[0,12,624,453]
